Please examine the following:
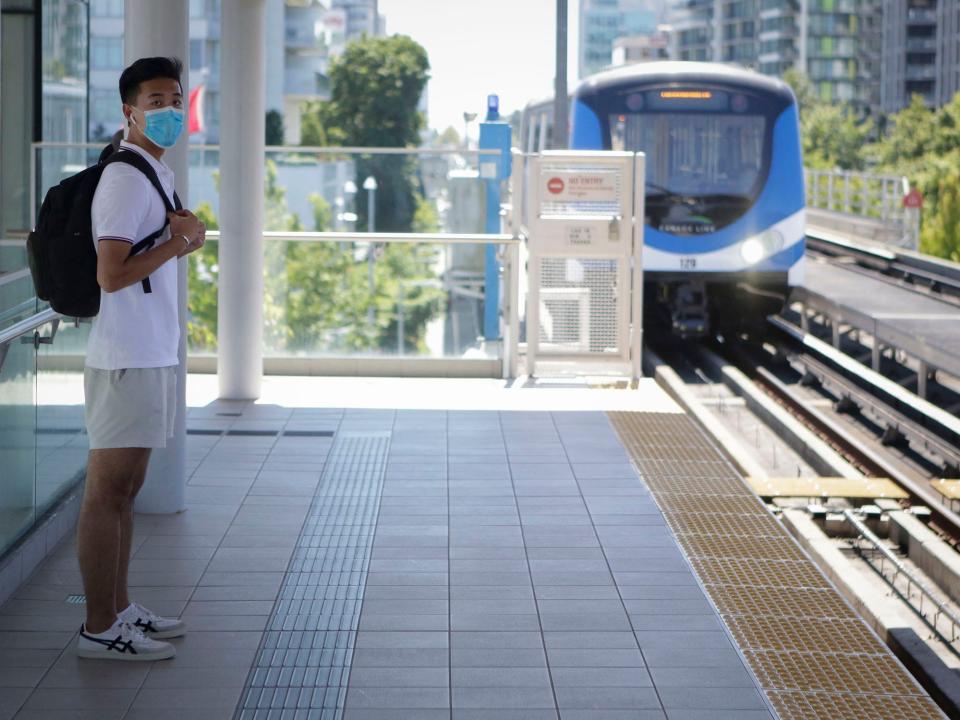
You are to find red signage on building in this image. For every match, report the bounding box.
[547,177,565,195]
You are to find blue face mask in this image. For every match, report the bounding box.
[133,106,184,149]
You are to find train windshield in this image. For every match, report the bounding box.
[600,87,775,234]
[610,113,765,199]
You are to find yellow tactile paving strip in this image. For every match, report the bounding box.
[608,411,946,720]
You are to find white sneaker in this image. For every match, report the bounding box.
[77,619,175,661]
[119,602,186,640]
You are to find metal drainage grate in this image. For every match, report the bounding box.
[187,429,225,436]
[767,690,944,720]
[65,594,86,604]
[217,412,243,417]
[283,431,335,438]
[236,431,390,720]
[226,430,280,437]
[607,411,945,719]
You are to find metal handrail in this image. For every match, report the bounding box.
[205,230,519,245]
[0,307,60,374]
[844,509,960,647]
[31,141,502,156]
[0,308,58,348]
[0,268,31,289]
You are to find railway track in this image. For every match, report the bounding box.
[724,321,960,543]
[648,232,960,536]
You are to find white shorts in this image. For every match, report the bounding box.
[84,366,177,449]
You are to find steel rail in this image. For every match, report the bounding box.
[786,351,960,473]
[770,315,960,439]
[733,323,960,540]
[845,508,960,648]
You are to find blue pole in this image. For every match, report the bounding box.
[479,95,511,342]
[483,179,500,340]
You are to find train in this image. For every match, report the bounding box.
[521,61,805,338]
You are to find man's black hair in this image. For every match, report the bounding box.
[118,57,183,105]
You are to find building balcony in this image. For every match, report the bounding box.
[906,37,937,52]
[905,64,936,80]
[758,27,798,40]
[906,7,937,23]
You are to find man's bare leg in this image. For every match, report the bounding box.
[114,450,151,613]
[77,447,151,634]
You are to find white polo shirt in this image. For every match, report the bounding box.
[86,141,180,370]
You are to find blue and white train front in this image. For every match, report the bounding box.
[570,62,805,337]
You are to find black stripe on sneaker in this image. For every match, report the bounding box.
[134,618,157,633]
[80,629,136,654]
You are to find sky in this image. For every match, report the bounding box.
[378,0,580,136]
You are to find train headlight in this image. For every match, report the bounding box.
[740,230,784,265]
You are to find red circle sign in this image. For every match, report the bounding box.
[547,177,565,194]
[903,188,923,208]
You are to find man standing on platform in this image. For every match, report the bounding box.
[76,57,206,661]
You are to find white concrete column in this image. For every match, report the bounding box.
[218,0,266,400]
[124,0,189,514]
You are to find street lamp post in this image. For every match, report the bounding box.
[463,111,477,151]
[342,180,358,231]
[363,175,378,330]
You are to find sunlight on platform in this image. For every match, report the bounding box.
[184,374,685,414]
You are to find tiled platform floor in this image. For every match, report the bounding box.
[0,377,775,720]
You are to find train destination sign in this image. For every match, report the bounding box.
[541,170,619,204]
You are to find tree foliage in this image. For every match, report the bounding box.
[301,34,430,232]
[783,68,960,261]
[869,93,960,260]
[188,35,444,356]
[265,110,285,146]
[783,69,871,170]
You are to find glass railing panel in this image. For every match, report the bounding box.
[0,236,38,330]
[186,147,490,236]
[188,237,497,360]
[35,318,89,516]
[32,144,503,363]
[0,330,38,556]
[264,238,494,359]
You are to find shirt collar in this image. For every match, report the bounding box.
[119,139,172,179]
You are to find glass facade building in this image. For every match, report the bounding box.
[667,0,960,116]
[579,0,667,77]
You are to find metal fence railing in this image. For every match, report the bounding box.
[804,168,920,250]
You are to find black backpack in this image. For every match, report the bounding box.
[26,143,183,318]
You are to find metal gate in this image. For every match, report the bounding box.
[518,150,645,380]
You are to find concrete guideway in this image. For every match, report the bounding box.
[793,257,960,397]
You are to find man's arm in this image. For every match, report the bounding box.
[96,212,204,293]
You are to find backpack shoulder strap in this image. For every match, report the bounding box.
[106,150,177,213]
[105,150,181,295]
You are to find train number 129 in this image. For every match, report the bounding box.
[680,257,697,270]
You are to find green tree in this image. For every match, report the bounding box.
[437,126,461,148]
[866,92,960,261]
[300,34,430,232]
[186,200,219,351]
[265,110,285,146]
[783,69,870,170]
[919,162,960,262]
[296,33,442,354]
[869,94,938,168]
